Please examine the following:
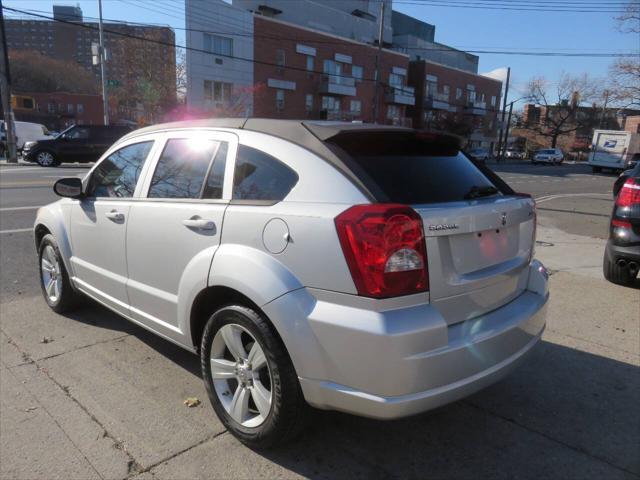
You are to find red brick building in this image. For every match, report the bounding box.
[252,16,413,125]
[408,60,502,149]
[12,91,104,131]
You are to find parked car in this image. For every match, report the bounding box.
[467,147,490,163]
[532,148,564,165]
[505,149,524,160]
[604,162,640,286]
[35,119,548,448]
[0,120,52,152]
[23,124,132,166]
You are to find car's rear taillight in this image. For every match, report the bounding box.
[335,204,428,298]
[515,193,537,262]
[616,178,640,208]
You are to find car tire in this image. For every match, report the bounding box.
[201,304,308,449]
[38,234,82,313]
[35,150,57,167]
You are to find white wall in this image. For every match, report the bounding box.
[186,0,254,115]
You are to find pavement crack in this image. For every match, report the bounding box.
[462,401,639,477]
[3,365,106,480]
[1,327,143,477]
[127,430,229,478]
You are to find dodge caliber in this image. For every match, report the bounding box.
[34,119,549,448]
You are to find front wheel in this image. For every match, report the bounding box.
[35,150,57,167]
[38,234,82,313]
[201,305,307,449]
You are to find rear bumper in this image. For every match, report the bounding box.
[606,239,640,263]
[264,260,549,420]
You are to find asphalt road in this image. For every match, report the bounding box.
[1,162,638,480]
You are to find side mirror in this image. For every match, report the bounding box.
[53,177,83,199]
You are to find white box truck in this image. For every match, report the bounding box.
[588,129,640,173]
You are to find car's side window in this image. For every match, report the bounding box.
[232,145,298,201]
[148,138,222,199]
[66,127,90,140]
[202,141,228,199]
[86,141,154,198]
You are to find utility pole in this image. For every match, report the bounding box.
[503,100,514,158]
[98,0,109,125]
[0,2,17,163]
[496,67,510,163]
[599,90,609,129]
[372,0,385,124]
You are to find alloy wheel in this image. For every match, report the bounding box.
[210,323,273,427]
[41,245,62,303]
[37,151,54,166]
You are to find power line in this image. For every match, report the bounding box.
[5,6,637,60]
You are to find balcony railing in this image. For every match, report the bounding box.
[385,85,415,106]
[424,92,450,110]
[319,75,356,96]
[465,100,488,115]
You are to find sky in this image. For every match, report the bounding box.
[4,0,639,105]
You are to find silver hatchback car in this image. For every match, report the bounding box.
[35,119,549,448]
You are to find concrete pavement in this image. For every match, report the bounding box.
[1,163,638,479]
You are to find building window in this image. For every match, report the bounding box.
[387,104,400,120]
[322,96,340,112]
[77,103,84,113]
[204,80,233,103]
[276,89,285,111]
[306,55,314,72]
[305,94,313,113]
[349,100,361,114]
[456,87,463,100]
[276,49,285,71]
[491,95,497,107]
[426,80,438,98]
[203,33,232,56]
[442,85,450,99]
[67,103,74,113]
[323,59,342,77]
[389,73,405,88]
[468,90,477,103]
[352,65,363,81]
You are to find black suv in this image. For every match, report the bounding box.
[24,124,132,166]
[604,162,640,286]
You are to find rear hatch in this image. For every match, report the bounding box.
[327,130,535,325]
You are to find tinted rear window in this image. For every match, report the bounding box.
[328,132,500,204]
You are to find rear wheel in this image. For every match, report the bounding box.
[603,254,636,286]
[35,150,57,167]
[38,234,82,312]
[200,305,307,449]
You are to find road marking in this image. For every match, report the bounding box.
[535,193,611,203]
[0,167,43,173]
[0,206,41,212]
[0,228,32,234]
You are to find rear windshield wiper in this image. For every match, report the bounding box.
[464,185,499,200]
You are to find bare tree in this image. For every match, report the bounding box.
[524,73,603,148]
[616,1,640,33]
[176,49,187,105]
[609,59,640,107]
[9,50,97,94]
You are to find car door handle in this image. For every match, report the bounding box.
[183,216,216,231]
[104,209,125,222]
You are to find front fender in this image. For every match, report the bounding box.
[34,201,74,276]
[208,244,303,307]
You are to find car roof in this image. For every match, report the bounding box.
[119,118,415,200]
